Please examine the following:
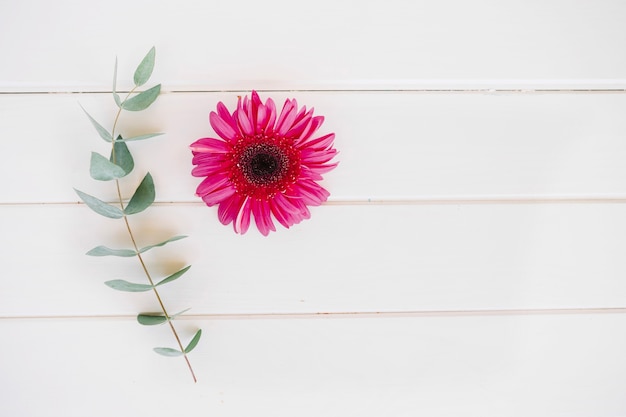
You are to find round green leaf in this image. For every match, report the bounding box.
[137,314,168,326]
[122,84,161,111]
[110,139,134,175]
[153,347,183,357]
[156,265,192,287]
[184,329,202,354]
[124,173,155,215]
[133,47,156,87]
[86,246,136,257]
[74,189,124,219]
[81,106,112,142]
[90,152,126,181]
[139,235,187,254]
[105,280,153,292]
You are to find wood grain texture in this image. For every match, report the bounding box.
[2,92,626,203]
[2,203,626,317]
[2,314,626,417]
[1,0,625,415]
[1,0,626,91]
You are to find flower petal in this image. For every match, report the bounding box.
[289,179,330,206]
[286,196,311,220]
[306,161,339,175]
[234,197,252,234]
[216,102,237,129]
[301,148,338,164]
[255,103,268,133]
[251,91,262,109]
[264,97,277,133]
[298,166,324,181]
[299,133,335,151]
[297,115,325,143]
[291,105,307,128]
[196,174,230,197]
[270,193,303,228]
[218,193,246,225]
[275,99,298,136]
[251,199,276,236]
[209,112,238,142]
[285,107,314,139]
[190,137,230,153]
[236,108,254,136]
[192,161,224,177]
[243,95,256,128]
[202,185,236,206]
[192,151,228,166]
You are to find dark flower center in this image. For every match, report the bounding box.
[240,144,289,185]
[250,153,278,179]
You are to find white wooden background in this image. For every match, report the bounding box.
[2,0,626,415]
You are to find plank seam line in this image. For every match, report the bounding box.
[3,307,626,321]
[1,89,626,95]
[5,197,626,207]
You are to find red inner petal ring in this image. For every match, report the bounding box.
[240,143,288,185]
[230,136,301,199]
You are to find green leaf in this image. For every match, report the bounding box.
[86,246,136,257]
[104,280,153,292]
[110,138,134,175]
[90,152,126,181]
[74,189,124,219]
[89,237,184,260]
[139,235,187,254]
[137,308,188,326]
[184,329,202,354]
[80,105,112,142]
[122,84,161,111]
[113,92,122,108]
[171,308,190,318]
[133,46,156,87]
[118,133,164,142]
[124,173,155,215]
[137,314,168,326]
[153,347,183,357]
[156,265,191,287]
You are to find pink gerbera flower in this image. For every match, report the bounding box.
[190,91,338,236]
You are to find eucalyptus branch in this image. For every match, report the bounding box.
[75,47,201,382]
[111,108,197,383]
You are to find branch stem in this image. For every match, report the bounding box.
[111,92,197,383]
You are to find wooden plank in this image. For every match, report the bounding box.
[3,92,626,203]
[1,313,625,416]
[1,0,626,91]
[2,203,626,316]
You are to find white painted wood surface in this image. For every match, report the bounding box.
[1,0,626,416]
[1,0,626,91]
